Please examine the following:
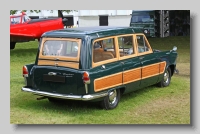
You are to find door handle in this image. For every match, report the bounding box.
[101,65,106,69]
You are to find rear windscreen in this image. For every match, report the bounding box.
[42,40,79,58]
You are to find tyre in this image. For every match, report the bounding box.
[10,42,16,50]
[100,89,121,110]
[157,67,171,87]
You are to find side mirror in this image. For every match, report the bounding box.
[172,46,177,51]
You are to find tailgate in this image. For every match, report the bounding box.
[32,65,78,95]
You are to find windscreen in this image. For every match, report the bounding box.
[131,15,154,23]
[10,16,21,24]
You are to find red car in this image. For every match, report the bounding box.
[10,11,67,49]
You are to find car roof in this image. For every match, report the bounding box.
[59,26,132,33]
[42,26,143,39]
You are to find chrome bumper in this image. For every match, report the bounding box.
[21,87,108,101]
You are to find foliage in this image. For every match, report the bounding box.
[10,10,75,15]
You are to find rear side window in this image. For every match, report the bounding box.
[118,35,135,57]
[42,40,78,57]
[93,38,116,63]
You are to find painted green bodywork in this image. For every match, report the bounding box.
[24,63,35,87]
[23,26,178,101]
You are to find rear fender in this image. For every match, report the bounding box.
[23,63,35,87]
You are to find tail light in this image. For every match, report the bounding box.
[83,72,90,84]
[23,66,28,77]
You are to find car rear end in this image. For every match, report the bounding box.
[22,37,83,98]
[21,36,108,101]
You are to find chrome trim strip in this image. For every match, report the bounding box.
[21,87,108,101]
[85,84,88,94]
[48,72,57,76]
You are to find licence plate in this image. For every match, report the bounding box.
[43,74,65,83]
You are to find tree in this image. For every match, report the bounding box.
[10,10,75,15]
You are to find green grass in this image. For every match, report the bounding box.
[10,36,190,124]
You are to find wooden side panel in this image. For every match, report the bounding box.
[142,63,160,79]
[123,68,141,84]
[38,60,79,69]
[160,61,166,74]
[93,61,166,92]
[94,73,122,92]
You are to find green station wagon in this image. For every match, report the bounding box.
[22,26,178,110]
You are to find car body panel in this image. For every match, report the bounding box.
[31,66,79,95]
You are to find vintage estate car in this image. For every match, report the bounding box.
[21,26,178,110]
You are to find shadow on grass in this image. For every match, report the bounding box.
[120,85,156,102]
[15,84,160,113]
[19,97,103,113]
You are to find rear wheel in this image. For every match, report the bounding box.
[100,89,120,110]
[157,67,171,87]
[10,42,16,50]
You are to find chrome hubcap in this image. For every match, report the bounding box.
[163,71,169,84]
[108,90,117,105]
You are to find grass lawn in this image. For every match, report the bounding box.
[10,36,190,124]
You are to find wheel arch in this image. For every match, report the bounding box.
[168,64,176,76]
[119,87,126,95]
[108,86,126,96]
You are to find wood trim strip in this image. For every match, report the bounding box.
[94,72,122,92]
[92,58,118,68]
[119,53,138,60]
[93,61,166,92]
[160,61,167,74]
[137,51,153,56]
[38,60,79,69]
[142,63,160,79]
[123,68,141,84]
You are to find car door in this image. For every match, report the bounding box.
[91,37,123,93]
[135,34,160,88]
[117,34,141,93]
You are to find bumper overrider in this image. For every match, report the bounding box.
[21,87,108,101]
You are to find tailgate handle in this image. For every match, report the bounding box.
[48,72,57,76]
